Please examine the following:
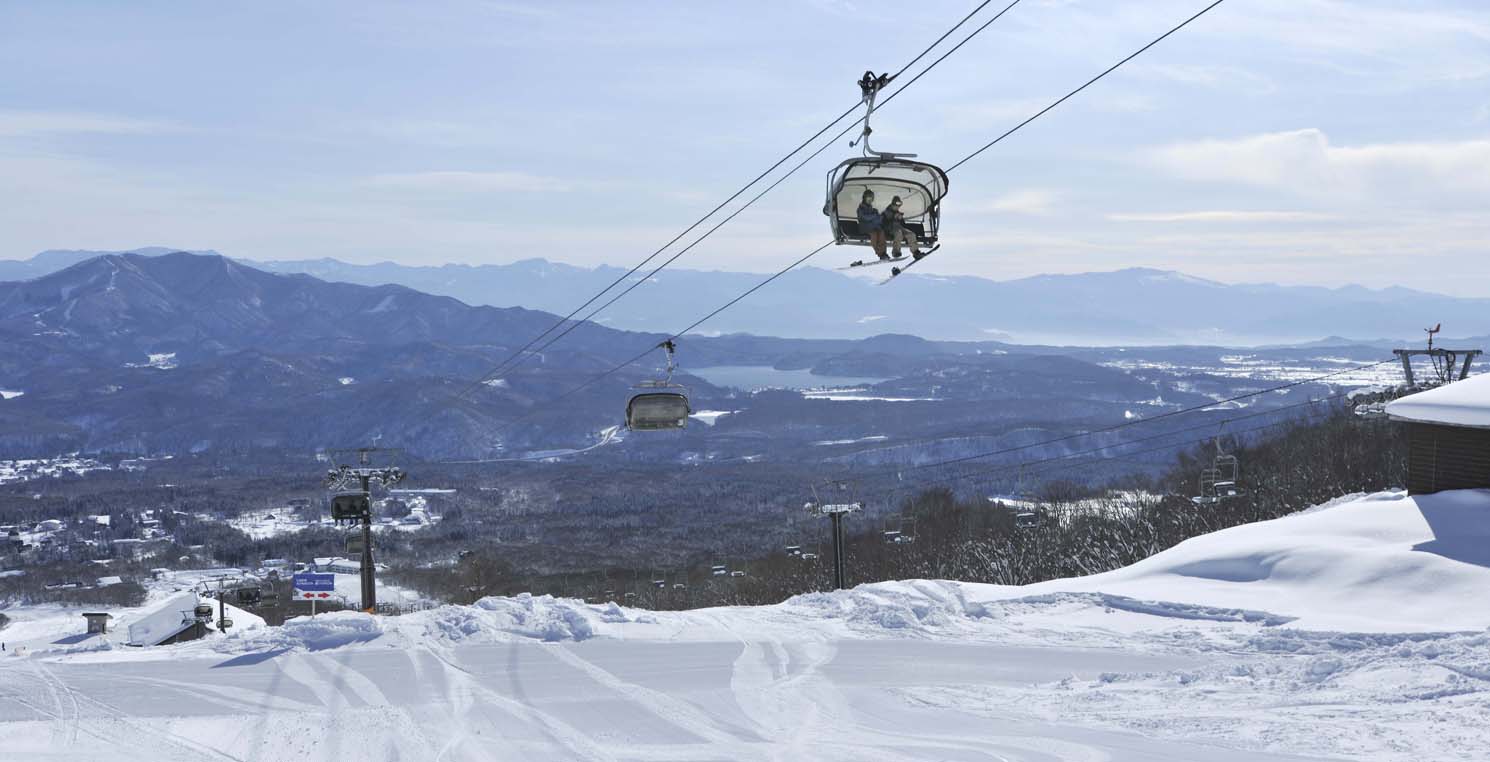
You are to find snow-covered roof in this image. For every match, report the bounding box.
[1386,373,1490,428]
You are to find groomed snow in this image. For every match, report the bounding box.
[3,490,1489,761]
[1386,372,1490,428]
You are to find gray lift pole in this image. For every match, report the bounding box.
[325,447,405,614]
[807,498,861,590]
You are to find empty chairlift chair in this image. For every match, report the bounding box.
[1192,433,1244,505]
[627,340,692,431]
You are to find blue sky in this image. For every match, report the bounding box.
[2,0,1488,294]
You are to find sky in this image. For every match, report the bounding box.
[1,0,1488,295]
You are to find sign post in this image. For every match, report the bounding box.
[292,573,335,617]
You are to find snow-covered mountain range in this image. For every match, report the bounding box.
[5,248,1488,345]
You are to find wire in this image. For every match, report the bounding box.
[819,358,1391,492]
[453,0,1024,400]
[947,0,1227,172]
[465,0,1229,441]
[866,392,1343,505]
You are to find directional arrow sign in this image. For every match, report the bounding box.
[293,572,335,597]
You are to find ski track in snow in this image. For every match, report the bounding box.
[4,490,1490,760]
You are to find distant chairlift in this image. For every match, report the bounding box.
[626,340,692,431]
[1192,432,1244,505]
[882,516,916,545]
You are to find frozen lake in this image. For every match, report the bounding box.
[688,365,889,391]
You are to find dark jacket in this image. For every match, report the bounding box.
[856,201,882,232]
[882,204,905,233]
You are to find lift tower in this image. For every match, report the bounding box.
[807,485,861,591]
[324,448,405,613]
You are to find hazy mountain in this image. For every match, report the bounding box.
[5,249,1481,345]
[0,252,1286,461]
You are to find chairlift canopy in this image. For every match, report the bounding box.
[626,390,691,431]
[825,157,949,247]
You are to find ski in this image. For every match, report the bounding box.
[878,245,940,284]
[838,255,910,270]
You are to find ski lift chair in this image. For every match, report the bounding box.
[1211,454,1242,500]
[627,340,691,431]
[824,70,950,255]
[1192,466,1222,505]
[330,491,370,523]
[826,158,949,248]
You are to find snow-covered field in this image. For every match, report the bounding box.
[3,490,1488,761]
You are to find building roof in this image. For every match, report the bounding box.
[1387,374,1490,428]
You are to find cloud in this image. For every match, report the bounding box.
[367,170,571,193]
[1130,64,1276,95]
[0,110,181,138]
[1107,210,1333,224]
[1148,129,1490,200]
[982,189,1059,216]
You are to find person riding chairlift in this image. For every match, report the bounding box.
[856,189,889,261]
[882,195,923,260]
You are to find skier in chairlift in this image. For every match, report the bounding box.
[883,195,923,260]
[857,189,889,261]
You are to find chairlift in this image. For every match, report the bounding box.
[626,340,692,431]
[824,71,950,259]
[1192,429,1244,505]
[330,491,370,523]
[882,516,916,545]
[233,585,263,606]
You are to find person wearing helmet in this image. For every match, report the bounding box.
[882,195,923,259]
[856,189,889,261]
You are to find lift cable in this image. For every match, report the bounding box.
[817,357,1392,493]
[452,0,1025,401]
[460,0,1230,439]
[863,391,1346,506]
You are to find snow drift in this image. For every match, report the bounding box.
[991,489,1490,631]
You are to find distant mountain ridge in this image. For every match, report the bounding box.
[4,248,1487,345]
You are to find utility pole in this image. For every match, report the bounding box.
[325,447,405,614]
[807,495,860,591]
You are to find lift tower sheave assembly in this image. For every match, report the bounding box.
[324,447,406,614]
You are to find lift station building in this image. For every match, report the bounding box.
[1387,373,1490,495]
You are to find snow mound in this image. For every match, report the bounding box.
[214,594,643,654]
[1015,592,1296,627]
[987,489,1490,632]
[237,611,384,652]
[420,594,632,643]
[782,580,991,636]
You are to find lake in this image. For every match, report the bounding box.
[687,365,889,391]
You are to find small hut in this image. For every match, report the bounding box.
[82,612,113,634]
[1386,374,1490,495]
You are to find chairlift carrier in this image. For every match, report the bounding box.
[824,71,950,251]
[626,340,692,431]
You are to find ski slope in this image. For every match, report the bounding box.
[2,490,1488,761]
